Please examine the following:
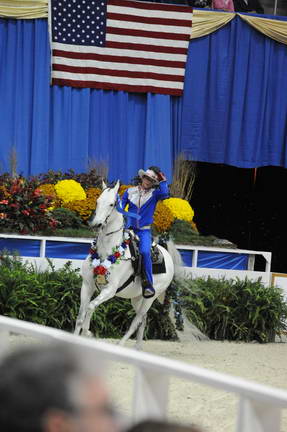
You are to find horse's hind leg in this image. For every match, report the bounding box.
[135,314,147,351]
[129,296,147,350]
[74,279,95,336]
[119,297,154,347]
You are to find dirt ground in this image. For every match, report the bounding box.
[6,335,287,432]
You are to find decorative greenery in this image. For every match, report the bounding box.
[0,176,58,234]
[0,254,178,340]
[176,276,287,343]
[50,208,85,229]
[0,171,235,249]
[37,168,104,189]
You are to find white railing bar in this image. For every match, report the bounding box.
[176,243,272,257]
[0,234,272,258]
[1,316,287,407]
[0,233,92,244]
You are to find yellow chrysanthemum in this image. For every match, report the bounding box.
[163,198,194,222]
[54,179,86,203]
[64,187,101,220]
[153,201,175,232]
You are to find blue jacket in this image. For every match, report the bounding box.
[121,181,169,229]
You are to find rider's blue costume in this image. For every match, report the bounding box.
[121,180,169,296]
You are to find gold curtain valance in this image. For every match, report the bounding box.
[0,1,287,45]
[191,9,235,39]
[0,1,47,19]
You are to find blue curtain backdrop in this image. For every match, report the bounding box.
[0,13,286,183]
[181,13,287,168]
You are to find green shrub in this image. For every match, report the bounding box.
[0,255,177,340]
[51,208,85,229]
[157,219,237,247]
[177,276,287,343]
[36,168,103,189]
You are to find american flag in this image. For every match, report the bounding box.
[49,0,193,96]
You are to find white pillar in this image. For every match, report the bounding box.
[236,397,281,432]
[132,368,169,423]
[0,329,10,358]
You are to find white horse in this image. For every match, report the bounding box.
[74,180,183,349]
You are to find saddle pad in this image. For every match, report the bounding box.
[152,260,166,274]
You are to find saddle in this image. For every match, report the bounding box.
[116,229,167,294]
[126,229,166,276]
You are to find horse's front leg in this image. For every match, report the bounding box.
[81,284,117,337]
[74,279,96,336]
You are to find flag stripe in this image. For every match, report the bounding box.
[109,0,193,14]
[53,50,185,68]
[106,33,188,48]
[52,71,183,88]
[53,63,184,82]
[106,26,190,41]
[108,4,192,20]
[53,42,187,59]
[52,78,183,95]
[107,12,192,27]
[107,19,191,35]
[105,41,188,55]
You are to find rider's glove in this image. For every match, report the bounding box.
[157,171,166,182]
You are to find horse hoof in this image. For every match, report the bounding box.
[82,330,93,338]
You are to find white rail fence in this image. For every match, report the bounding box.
[0,316,287,432]
[0,234,272,285]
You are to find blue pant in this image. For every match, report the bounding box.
[134,229,153,288]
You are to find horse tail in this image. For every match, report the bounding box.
[166,239,184,279]
[157,240,183,305]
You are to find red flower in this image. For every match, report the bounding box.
[0,200,8,205]
[114,251,121,258]
[94,265,107,275]
[10,203,19,209]
[49,219,58,228]
[33,189,42,197]
[21,210,30,216]
[39,204,46,209]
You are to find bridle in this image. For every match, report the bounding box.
[94,193,124,236]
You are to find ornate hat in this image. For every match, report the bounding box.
[138,168,159,184]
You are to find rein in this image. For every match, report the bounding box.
[105,224,124,237]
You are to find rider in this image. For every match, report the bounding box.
[121,166,169,298]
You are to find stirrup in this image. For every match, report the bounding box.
[143,286,155,299]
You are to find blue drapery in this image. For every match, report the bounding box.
[0,14,286,183]
[181,14,287,168]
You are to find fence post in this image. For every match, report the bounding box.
[0,329,10,359]
[236,397,281,432]
[132,367,169,423]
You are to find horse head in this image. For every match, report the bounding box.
[88,180,120,229]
